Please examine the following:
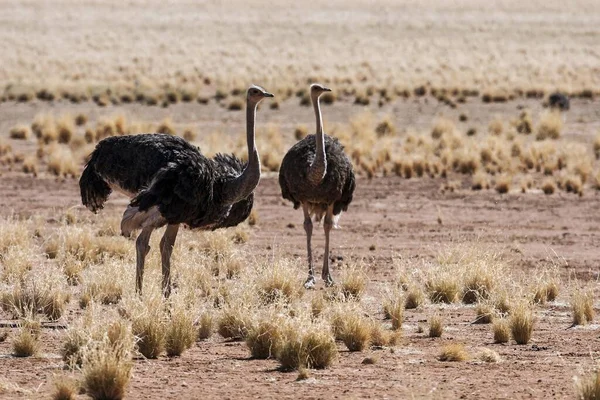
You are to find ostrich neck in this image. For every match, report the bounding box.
[307,94,327,185]
[221,101,261,205]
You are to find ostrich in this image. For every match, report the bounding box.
[279,84,355,289]
[79,85,274,296]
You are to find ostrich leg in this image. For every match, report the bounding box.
[135,226,154,294]
[302,203,316,289]
[159,224,180,297]
[322,205,335,287]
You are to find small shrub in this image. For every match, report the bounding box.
[227,98,244,111]
[488,118,503,136]
[438,343,468,361]
[157,117,176,135]
[495,175,511,194]
[56,115,75,144]
[294,125,308,140]
[340,265,367,300]
[426,275,460,304]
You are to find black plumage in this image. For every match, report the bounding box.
[548,92,570,111]
[279,134,355,218]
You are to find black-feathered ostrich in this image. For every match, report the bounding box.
[279,84,355,288]
[79,85,274,296]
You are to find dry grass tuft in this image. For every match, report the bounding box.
[428,315,443,338]
[572,288,594,326]
[492,318,510,343]
[382,296,404,330]
[197,311,214,340]
[495,175,511,194]
[488,118,504,136]
[165,306,196,357]
[82,334,133,400]
[245,315,286,359]
[339,264,368,300]
[12,319,40,357]
[340,314,372,352]
[438,343,469,362]
[404,286,425,309]
[536,111,563,140]
[258,260,303,304]
[10,125,31,140]
[131,301,166,359]
[47,145,78,177]
[431,118,455,139]
[478,348,501,363]
[218,306,252,340]
[474,302,495,324]
[462,271,494,304]
[577,370,600,400]
[276,323,337,371]
[56,115,75,144]
[510,302,534,345]
[52,376,78,400]
[542,178,556,195]
[426,273,460,304]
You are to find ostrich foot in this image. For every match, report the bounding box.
[304,275,316,289]
[323,274,334,287]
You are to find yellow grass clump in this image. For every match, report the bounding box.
[428,315,444,338]
[478,348,502,363]
[577,370,600,400]
[510,302,534,345]
[340,314,372,352]
[245,315,286,359]
[10,124,31,140]
[52,376,78,400]
[571,288,594,326]
[536,111,563,140]
[438,343,469,362]
[197,311,214,340]
[12,319,40,357]
[276,323,337,371]
[165,305,196,357]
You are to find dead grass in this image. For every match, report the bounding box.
[12,319,40,357]
[81,334,133,400]
[130,299,166,359]
[577,370,600,400]
[510,302,534,345]
[340,314,372,352]
[428,315,443,338]
[52,376,77,400]
[571,288,594,326]
[276,322,337,371]
[10,125,31,140]
[165,305,196,357]
[492,318,511,343]
[536,111,563,140]
[217,306,252,340]
[245,315,286,359]
[478,348,501,363]
[339,264,368,300]
[438,343,469,362]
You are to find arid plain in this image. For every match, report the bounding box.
[1,1,600,399]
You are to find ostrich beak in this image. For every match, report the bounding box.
[263,92,274,98]
[323,87,332,92]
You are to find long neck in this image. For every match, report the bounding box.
[221,100,261,205]
[307,93,327,184]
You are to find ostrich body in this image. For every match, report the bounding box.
[279,84,355,288]
[79,85,273,296]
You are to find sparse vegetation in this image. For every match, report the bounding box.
[510,302,534,345]
[438,343,469,362]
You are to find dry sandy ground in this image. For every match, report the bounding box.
[1,165,600,399]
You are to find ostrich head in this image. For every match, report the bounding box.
[247,84,274,104]
[310,83,332,97]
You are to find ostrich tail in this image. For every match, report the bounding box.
[79,162,111,213]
